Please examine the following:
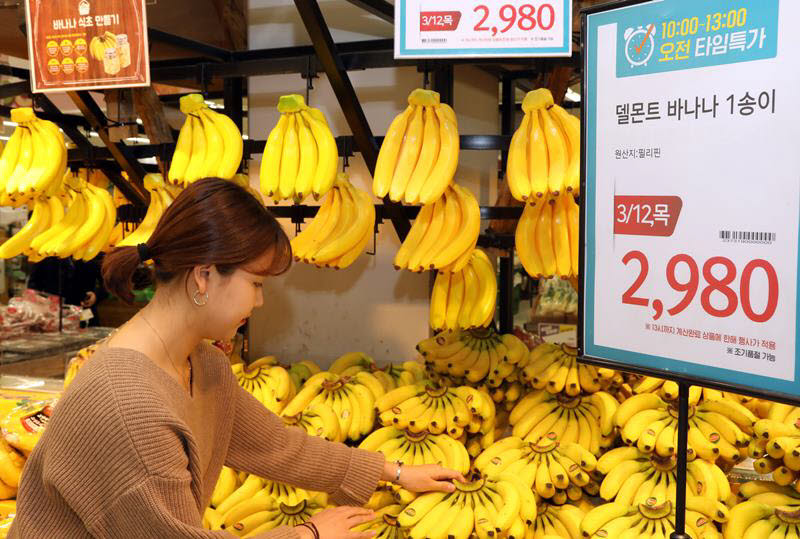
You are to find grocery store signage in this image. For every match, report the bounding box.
[583,0,800,397]
[25,0,150,93]
[394,0,572,58]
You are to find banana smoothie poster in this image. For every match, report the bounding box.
[25,0,150,93]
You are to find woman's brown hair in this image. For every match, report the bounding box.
[103,177,292,304]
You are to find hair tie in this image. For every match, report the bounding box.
[137,243,151,263]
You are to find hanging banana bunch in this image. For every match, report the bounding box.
[429,249,497,331]
[260,94,338,202]
[14,171,116,262]
[0,107,67,207]
[290,173,376,270]
[516,191,579,278]
[507,88,580,201]
[373,89,460,205]
[115,174,178,249]
[168,94,244,186]
[394,184,480,273]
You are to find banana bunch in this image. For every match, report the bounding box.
[210,466,242,509]
[0,195,60,260]
[582,500,723,539]
[0,107,67,206]
[287,360,322,393]
[168,94,244,186]
[429,249,497,332]
[613,393,756,463]
[475,436,598,504]
[366,485,404,511]
[329,352,377,376]
[373,361,428,392]
[0,439,24,501]
[261,94,338,202]
[374,89,459,205]
[397,473,536,539]
[394,184,479,273]
[507,88,580,201]
[596,446,730,508]
[516,192,579,279]
[232,358,294,413]
[281,402,342,443]
[746,404,800,462]
[522,343,617,396]
[115,174,178,248]
[376,383,495,441]
[213,489,327,537]
[417,328,529,386]
[352,505,406,539]
[281,371,385,442]
[360,426,470,474]
[529,502,587,539]
[510,390,618,455]
[290,174,376,269]
[723,500,800,539]
[89,31,117,61]
[1,398,56,457]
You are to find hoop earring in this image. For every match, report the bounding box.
[193,291,209,307]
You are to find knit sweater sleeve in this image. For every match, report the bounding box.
[225,386,385,506]
[89,474,301,539]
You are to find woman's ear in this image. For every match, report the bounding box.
[191,264,214,294]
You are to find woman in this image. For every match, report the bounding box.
[11,178,464,538]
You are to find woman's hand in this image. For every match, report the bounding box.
[391,463,466,493]
[297,506,377,539]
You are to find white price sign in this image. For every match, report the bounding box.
[583,0,800,397]
[394,0,572,59]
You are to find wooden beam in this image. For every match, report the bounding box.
[211,0,247,51]
[133,87,175,176]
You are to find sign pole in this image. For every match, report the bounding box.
[671,381,690,539]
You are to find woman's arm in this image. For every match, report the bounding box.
[225,386,385,506]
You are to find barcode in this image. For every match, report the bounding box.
[719,230,776,243]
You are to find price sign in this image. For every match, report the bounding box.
[25,0,150,93]
[395,0,572,59]
[583,0,800,398]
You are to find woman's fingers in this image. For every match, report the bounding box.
[343,508,376,521]
[349,532,377,539]
[432,466,466,483]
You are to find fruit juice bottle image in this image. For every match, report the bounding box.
[116,34,131,68]
[103,46,120,75]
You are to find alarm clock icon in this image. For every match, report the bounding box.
[624,25,655,67]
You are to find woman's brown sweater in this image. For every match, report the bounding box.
[9,342,385,538]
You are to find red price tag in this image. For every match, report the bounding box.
[420,11,461,32]
[614,196,683,237]
[621,251,779,323]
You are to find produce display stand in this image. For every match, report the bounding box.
[578,1,800,536]
[0,327,112,379]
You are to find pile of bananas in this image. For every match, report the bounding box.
[325,352,428,392]
[352,505,405,539]
[3,171,116,262]
[581,499,723,539]
[394,184,479,273]
[281,371,385,442]
[530,502,587,539]
[261,94,338,202]
[516,192,579,279]
[287,360,322,392]
[376,383,494,441]
[429,250,497,332]
[232,357,294,413]
[212,487,327,537]
[417,327,528,386]
[612,392,756,464]
[115,174,179,249]
[522,343,617,396]
[724,495,800,539]
[373,89,459,205]
[596,446,730,507]
[290,174,376,269]
[747,415,800,485]
[89,32,118,61]
[168,94,244,186]
[359,426,470,474]
[510,390,618,455]
[475,436,598,504]
[507,88,580,200]
[281,402,342,442]
[0,107,67,206]
[397,473,536,539]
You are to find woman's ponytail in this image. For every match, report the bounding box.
[102,244,147,304]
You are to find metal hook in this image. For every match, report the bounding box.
[366,213,379,256]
